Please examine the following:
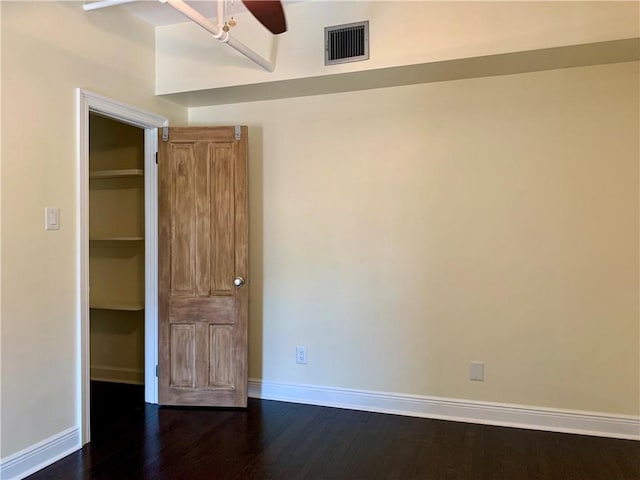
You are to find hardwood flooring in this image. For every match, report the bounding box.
[28,382,639,480]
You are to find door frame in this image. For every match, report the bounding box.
[77,89,168,445]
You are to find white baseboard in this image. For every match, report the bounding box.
[0,427,80,480]
[248,379,640,440]
[91,365,144,385]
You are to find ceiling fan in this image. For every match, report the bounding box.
[83,0,286,71]
[242,0,287,35]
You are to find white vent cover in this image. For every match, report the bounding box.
[324,21,369,65]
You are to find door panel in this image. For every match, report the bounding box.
[170,144,197,295]
[210,325,234,387]
[170,324,196,387]
[211,144,235,294]
[169,297,236,324]
[159,126,248,407]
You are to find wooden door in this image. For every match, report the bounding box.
[158,126,248,407]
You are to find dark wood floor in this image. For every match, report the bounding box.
[28,382,639,479]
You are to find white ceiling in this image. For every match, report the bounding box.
[95,0,300,27]
[121,1,246,26]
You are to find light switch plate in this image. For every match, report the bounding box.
[45,207,60,231]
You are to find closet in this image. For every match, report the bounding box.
[89,113,145,389]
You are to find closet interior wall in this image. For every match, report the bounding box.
[89,113,145,385]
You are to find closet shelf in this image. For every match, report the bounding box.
[90,302,145,311]
[89,169,144,179]
[90,236,144,242]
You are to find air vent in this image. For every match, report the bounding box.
[325,21,369,66]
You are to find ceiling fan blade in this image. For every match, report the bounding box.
[242,0,287,34]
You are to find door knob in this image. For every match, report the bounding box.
[233,277,245,287]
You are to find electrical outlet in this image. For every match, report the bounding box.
[296,346,307,364]
[469,361,484,381]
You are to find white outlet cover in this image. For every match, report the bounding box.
[470,361,484,381]
[296,346,307,364]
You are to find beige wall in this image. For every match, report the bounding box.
[0,1,186,458]
[190,61,639,416]
[156,1,639,94]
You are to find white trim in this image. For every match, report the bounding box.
[144,129,159,404]
[77,89,91,446]
[79,90,169,130]
[0,427,80,480]
[77,89,167,445]
[248,379,640,440]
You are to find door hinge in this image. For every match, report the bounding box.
[162,125,169,142]
[155,152,158,165]
[235,125,241,141]
[155,365,158,377]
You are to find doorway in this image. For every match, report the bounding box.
[78,89,168,445]
[88,113,146,439]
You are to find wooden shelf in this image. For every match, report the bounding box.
[90,236,144,242]
[90,302,144,311]
[90,169,144,179]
